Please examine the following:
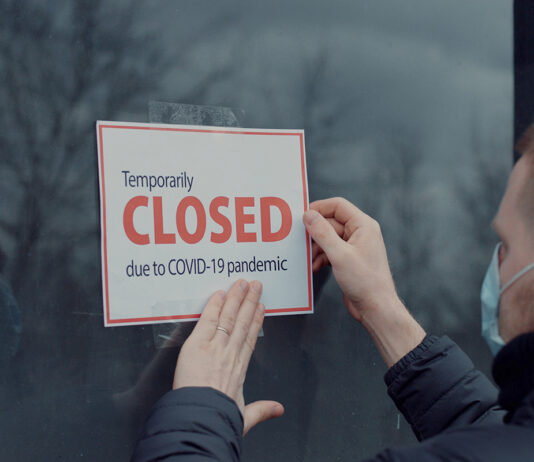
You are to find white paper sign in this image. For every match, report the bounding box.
[96,121,313,326]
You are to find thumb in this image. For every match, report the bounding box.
[243,400,284,436]
[303,210,344,263]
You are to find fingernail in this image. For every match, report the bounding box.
[240,280,248,291]
[251,280,262,293]
[303,210,320,226]
[272,404,284,415]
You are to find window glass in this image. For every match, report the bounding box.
[0,1,511,460]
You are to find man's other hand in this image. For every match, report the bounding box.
[303,197,425,366]
[173,280,284,435]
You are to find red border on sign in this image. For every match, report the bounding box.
[98,123,312,325]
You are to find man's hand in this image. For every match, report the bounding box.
[303,197,426,367]
[304,197,399,320]
[173,279,284,435]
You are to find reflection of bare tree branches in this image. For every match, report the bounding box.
[184,66,238,105]
[452,121,509,330]
[458,122,509,249]
[0,1,164,295]
[0,9,244,451]
[0,0,239,298]
[296,48,355,199]
[372,138,434,321]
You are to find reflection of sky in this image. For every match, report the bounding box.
[149,0,506,336]
[140,0,511,331]
[150,0,511,173]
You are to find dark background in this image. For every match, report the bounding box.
[0,0,521,460]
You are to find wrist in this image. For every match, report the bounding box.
[359,292,404,322]
[361,295,426,368]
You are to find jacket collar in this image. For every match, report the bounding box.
[492,332,534,424]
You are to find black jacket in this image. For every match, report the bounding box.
[132,334,534,461]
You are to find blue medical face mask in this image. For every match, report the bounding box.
[481,243,534,356]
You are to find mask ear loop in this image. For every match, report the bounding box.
[500,261,534,294]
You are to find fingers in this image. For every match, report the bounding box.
[311,218,344,258]
[192,290,226,341]
[306,198,379,265]
[310,197,370,228]
[238,302,265,368]
[312,242,321,260]
[229,281,263,349]
[215,279,249,341]
[312,253,330,272]
[326,217,345,237]
[243,400,284,436]
[303,209,347,264]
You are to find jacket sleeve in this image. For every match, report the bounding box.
[131,387,243,462]
[384,335,505,441]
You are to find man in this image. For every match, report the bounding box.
[132,141,534,461]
